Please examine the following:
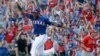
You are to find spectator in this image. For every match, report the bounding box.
[56,42,65,56]
[15,32,28,56]
[65,38,77,56]
[44,37,55,56]
[0,26,5,42]
[23,18,32,33]
[6,27,15,42]
[7,40,17,56]
[0,41,9,56]
[0,25,9,56]
[38,0,48,10]
[81,29,98,56]
[0,2,7,21]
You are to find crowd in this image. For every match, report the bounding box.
[0,0,100,56]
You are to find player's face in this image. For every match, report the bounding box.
[33,13,39,19]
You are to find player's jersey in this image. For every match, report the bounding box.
[26,14,53,35]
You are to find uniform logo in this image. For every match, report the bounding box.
[33,20,45,26]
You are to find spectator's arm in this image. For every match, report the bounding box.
[15,43,19,56]
[86,21,93,30]
[16,2,24,15]
[15,47,19,56]
[15,31,22,40]
[26,33,34,43]
[5,6,9,22]
[25,47,29,56]
[65,16,70,26]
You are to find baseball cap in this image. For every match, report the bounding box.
[90,29,97,33]
[32,8,40,14]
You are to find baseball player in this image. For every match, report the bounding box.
[29,9,66,56]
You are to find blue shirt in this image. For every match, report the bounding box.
[38,0,48,5]
[0,34,5,41]
[9,17,16,22]
[0,5,7,20]
[92,0,96,4]
[68,42,77,49]
[0,22,7,29]
[95,24,100,30]
[0,47,9,55]
[27,14,53,35]
[95,24,100,28]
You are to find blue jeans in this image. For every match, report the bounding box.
[65,50,68,56]
[81,51,94,56]
[76,50,82,56]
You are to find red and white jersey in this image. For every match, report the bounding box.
[82,36,96,52]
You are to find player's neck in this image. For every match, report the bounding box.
[34,16,39,20]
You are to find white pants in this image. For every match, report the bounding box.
[43,47,55,56]
[30,34,55,56]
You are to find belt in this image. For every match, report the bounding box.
[34,34,44,37]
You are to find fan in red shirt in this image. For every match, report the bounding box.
[58,2,65,11]
[86,10,95,25]
[44,37,55,56]
[81,7,95,25]
[49,0,58,8]
[45,38,53,50]
[81,29,98,56]
[11,22,18,35]
[82,36,96,52]
[56,42,65,56]
[81,8,87,16]
[6,27,15,44]
[23,19,32,33]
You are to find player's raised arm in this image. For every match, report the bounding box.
[45,18,67,28]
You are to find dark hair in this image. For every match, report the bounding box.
[21,32,26,35]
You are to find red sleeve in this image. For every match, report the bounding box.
[81,10,87,15]
[82,36,88,44]
[56,46,60,51]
